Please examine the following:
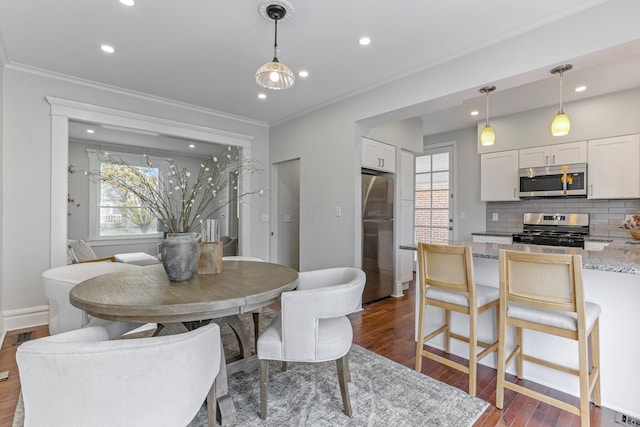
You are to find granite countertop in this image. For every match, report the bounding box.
[400,238,640,275]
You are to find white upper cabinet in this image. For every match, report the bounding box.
[588,134,640,199]
[481,150,520,201]
[519,141,587,168]
[362,138,396,173]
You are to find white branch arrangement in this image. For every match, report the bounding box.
[87,146,258,233]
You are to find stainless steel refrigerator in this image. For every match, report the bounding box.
[362,170,394,303]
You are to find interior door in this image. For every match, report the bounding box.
[414,146,454,244]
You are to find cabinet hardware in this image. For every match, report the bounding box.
[545,155,549,165]
[552,154,556,164]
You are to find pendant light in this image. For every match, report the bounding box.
[479,86,496,146]
[550,64,572,136]
[256,4,295,90]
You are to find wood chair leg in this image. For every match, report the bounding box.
[206,380,217,427]
[444,309,451,354]
[591,318,602,406]
[336,355,352,416]
[468,310,478,397]
[495,307,507,408]
[259,359,269,420]
[515,326,523,379]
[252,311,260,348]
[578,326,592,427]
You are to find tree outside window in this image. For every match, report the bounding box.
[99,163,159,236]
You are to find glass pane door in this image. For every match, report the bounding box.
[415,146,453,244]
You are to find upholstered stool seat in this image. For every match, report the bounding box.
[427,284,499,307]
[508,302,601,331]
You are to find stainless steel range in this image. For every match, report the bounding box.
[512,213,589,248]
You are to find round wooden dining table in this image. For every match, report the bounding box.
[70,260,298,426]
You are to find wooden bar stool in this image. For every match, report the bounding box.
[415,243,499,397]
[496,250,601,427]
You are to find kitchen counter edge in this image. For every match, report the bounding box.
[400,240,640,275]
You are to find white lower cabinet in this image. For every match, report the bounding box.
[588,134,640,199]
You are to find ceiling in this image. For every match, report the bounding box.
[2,0,640,140]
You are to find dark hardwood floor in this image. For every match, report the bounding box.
[349,280,618,427]
[0,279,620,426]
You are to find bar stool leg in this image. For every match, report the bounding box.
[591,318,601,406]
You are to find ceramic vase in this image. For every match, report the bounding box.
[160,232,199,281]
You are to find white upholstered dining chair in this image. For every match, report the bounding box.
[42,262,144,336]
[257,267,366,419]
[16,323,222,427]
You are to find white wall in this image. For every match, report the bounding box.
[270,1,640,270]
[1,66,270,332]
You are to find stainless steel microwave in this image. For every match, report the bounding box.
[518,163,587,197]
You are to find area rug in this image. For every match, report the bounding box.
[13,310,488,426]
[187,343,488,427]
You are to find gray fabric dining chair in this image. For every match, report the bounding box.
[257,267,366,419]
[16,323,222,427]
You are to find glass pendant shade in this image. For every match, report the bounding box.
[479,85,496,146]
[480,125,495,146]
[550,64,572,137]
[256,59,295,90]
[551,111,571,136]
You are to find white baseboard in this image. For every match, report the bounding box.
[3,305,49,332]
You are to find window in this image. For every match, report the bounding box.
[88,150,163,239]
[414,147,453,244]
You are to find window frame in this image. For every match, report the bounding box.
[87,149,165,242]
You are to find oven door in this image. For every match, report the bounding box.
[519,164,587,197]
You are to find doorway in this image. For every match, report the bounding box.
[415,145,454,244]
[275,159,300,270]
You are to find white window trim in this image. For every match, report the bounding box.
[87,149,166,241]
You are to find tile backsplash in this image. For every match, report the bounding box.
[485,198,640,238]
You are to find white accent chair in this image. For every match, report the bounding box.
[496,250,601,427]
[16,323,221,427]
[257,267,366,419]
[43,262,143,335]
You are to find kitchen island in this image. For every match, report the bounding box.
[403,239,640,418]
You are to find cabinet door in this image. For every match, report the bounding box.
[398,199,414,283]
[588,134,640,199]
[551,141,587,165]
[481,150,520,201]
[519,146,550,168]
[362,138,396,173]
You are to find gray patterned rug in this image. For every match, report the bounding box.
[187,343,488,427]
[13,311,488,426]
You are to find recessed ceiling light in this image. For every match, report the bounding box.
[470,111,479,116]
[358,37,371,46]
[298,70,309,78]
[100,44,116,54]
[575,85,587,92]
[188,144,195,149]
[258,93,267,100]
[86,129,95,134]
[119,0,135,6]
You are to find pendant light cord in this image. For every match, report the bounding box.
[485,91,490,127]
[558,69,564,112]
[272,17,279,61]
